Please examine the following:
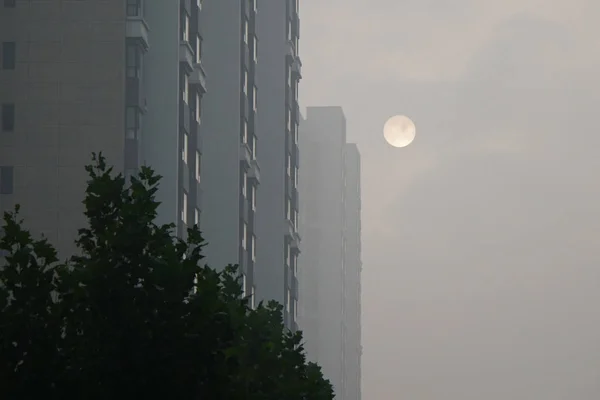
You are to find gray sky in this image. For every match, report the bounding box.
[300,1,600,398]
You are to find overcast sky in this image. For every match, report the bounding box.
[300,1,600,398]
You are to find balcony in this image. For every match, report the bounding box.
[126,17,150,50]
[248,159,260,183]
[292,56,302,78]
[285,218,301,251]
[239,142,252,167]
[179,41,194,72]
[189,61,207,93]
[294,103,301,124]
[286,40,297,59]
[179,102,190,133]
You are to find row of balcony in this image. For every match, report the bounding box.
[126,14,207,94]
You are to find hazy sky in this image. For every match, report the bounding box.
[300,1,600,398]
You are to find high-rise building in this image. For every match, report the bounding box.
[299,107,363,400]
[343,143,362,400]
[0,0,206,254]
[298,106,348,396]
[198,0,259,303]
[254,0,302,329]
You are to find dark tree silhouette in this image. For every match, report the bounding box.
[0,154,334,400]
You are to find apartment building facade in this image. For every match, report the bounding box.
[0,0,206,255]
[199,0,259,301]
[298,106,348,397]
[254,0,302,328]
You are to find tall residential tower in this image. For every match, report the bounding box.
[254,0,302,328]
[199,0,259,303]
[299,106,346,396]
[299,106,362,400]
[0,0,206,254]
[343,143,362,400]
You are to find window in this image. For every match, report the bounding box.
[182,133,188,163]
[181,191,188,224]
[182,12,190,42]
[293,299,298,320]
[241,171,247,197]
[0,166,13,195]
[253,35,258,61]
[126,0,142,16]
[126,107,140,139]
[286,108,291,131]
[195,151,201,181]
[2,42,16,70]
[294,166,298,188]
[241,222,247,249]
[286,288,291,312]
[251,285,256,309]
[293,124,298,144]
[294,80,299,100]
[243,18,248,43]
[242,119,248,143]
[194,208,200,226]
[251,187,256,211]
[195,35,202,62]
[242,69,248,94]
[182,73,188,103]
[286,154,291,176]
[292,254,297,276]
[1,104,15,132]
[251,134,257,159]
[286,198,291,220]
[241,273,247,297]
[3,0,16,7]
[195,93,202,123]
[252,85,258,112]
[251,235,256,261]
[197,0,202,10]
[126,45,142,78]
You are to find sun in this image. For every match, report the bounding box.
[383,115,416,148]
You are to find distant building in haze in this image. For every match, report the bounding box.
[343,143,362,400]
[299,106,362,400]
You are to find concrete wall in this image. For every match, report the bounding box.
[0,0,126,256]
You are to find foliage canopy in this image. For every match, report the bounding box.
[0,154,334,400]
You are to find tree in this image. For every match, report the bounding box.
[0,206,66,397]
[0,154,334,399]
